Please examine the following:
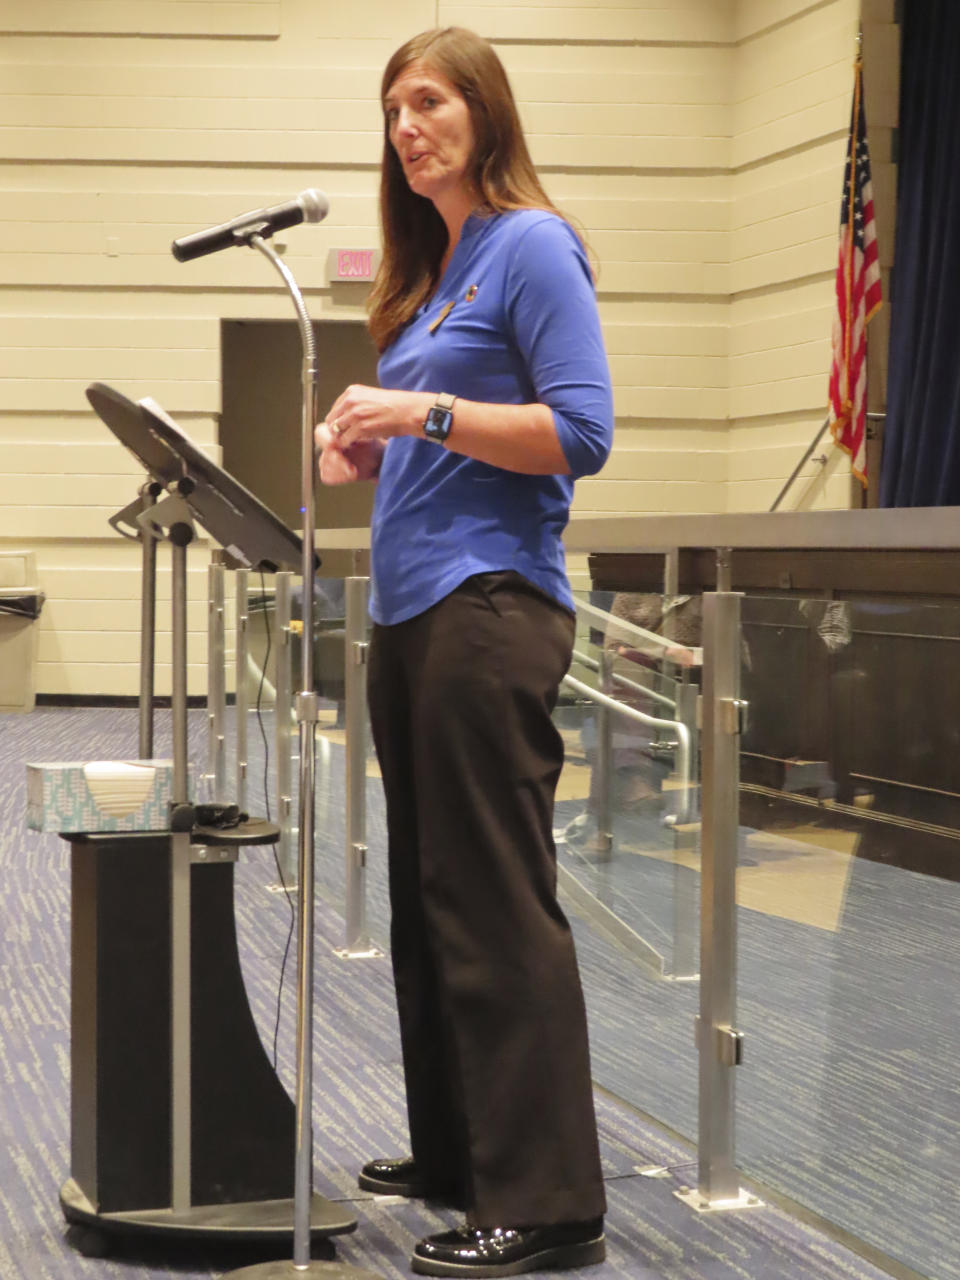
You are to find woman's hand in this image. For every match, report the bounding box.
[325,384,432,449]
[315,419,385,485]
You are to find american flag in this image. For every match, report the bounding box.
[828,56,882,485]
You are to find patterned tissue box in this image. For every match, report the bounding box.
[26,760,176,834]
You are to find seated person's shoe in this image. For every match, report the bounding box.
[358,1156,466,1207]
[358,1156,422,1196]
[411,1217,605,1277]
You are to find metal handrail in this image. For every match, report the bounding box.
[562,672,693,824]
[571,646,677,712]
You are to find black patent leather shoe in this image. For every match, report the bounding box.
[411,1218,605,1276]
[358,1156,423,1197]
[358,1156,465,1207]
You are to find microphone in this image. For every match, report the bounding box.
[171,189,329,262]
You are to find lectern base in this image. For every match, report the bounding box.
[61,1177,356,1244]
[223,1264,382,1280]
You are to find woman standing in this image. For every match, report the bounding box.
[317,27,612,1277]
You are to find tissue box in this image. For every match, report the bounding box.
[26,759,176,834]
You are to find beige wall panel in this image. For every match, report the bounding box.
[0,63,380,102]
[530,134,728,170]
[614,421,729,450]
[0,412,219,446]
[592,230,727,265]
[498,43,732,79]
[730,202,835,264]
[0,0,280,37]
[4,442,151,476]
[726,410,827,449]
[730,304,833,356]
[0,126,382,166]
[730,337,830,387]
[733,98,849,170]
[727,439,832,482]
[1,190,379,238]
[521,102,729,141]
[609,355,726,389]
[0,503,216,539]
[729,238,834,295]
[0,315,218,350]
[0,163,378,204]
[597,263,728,295]
[38,630,203,665]
[729,277,833,325]
[729,374,827,420]
[736,0,832,40]
[736,3,858,90]
[441,4,732,42]
[36,662,208,698]
[598,448,726,484]
[41,598,207,633]
[0,94,382,134]
[0,250,331,291]
[733,61,850,139]
[571,479,726,514]
[510,69,729,108]
[570,198,728,233]
[0,347,215,382]
[732,138,845,210]
[604,323,727,358]
[0,33,397,70]
[0,286,371,326]
[617,387,727,420]
[598,299,729,326]
[726,467,850,512]
[38,561,209,600]
[0,378,219,413]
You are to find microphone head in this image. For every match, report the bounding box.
[297,188,330,224]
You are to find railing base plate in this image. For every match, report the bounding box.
[674,1186,764,1213]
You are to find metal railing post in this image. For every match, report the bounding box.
[593,649,615,856]
[235,569,249,812]
[670,679,700,981]
[677,589,759,1212]
[336,577,380,959]
[274,572,296,886]
[206,561,227,802]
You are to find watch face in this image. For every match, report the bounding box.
[425,405,452,441]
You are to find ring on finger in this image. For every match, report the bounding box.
[330,419,343,437]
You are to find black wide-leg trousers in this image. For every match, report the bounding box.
[367,571,606,1228]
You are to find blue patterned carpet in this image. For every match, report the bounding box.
[0,706,907,1280]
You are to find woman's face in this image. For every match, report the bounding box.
[384,60,476,208]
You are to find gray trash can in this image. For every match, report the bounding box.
[0,552,44,713]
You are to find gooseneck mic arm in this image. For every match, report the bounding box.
[170,188,330,262]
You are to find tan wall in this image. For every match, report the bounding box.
[727,0,862,511]
[0,0,879,697]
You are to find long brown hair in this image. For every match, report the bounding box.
[367,27,571,352]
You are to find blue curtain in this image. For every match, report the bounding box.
[879,1,960,506]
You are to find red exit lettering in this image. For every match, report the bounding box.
[337,250,374,278]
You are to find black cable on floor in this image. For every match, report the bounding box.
[255,568,296,1071]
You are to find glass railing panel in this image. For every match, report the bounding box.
[553,590,701,1141]
[735,593,960,1280]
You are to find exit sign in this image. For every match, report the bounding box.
[327,248,379,282]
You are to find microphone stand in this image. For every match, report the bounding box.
[222,230,379,1280]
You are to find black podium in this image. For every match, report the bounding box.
[60,386,355,1254]
[61,828,357,1242]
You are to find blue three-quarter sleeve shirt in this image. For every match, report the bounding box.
[371,208,614,626]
